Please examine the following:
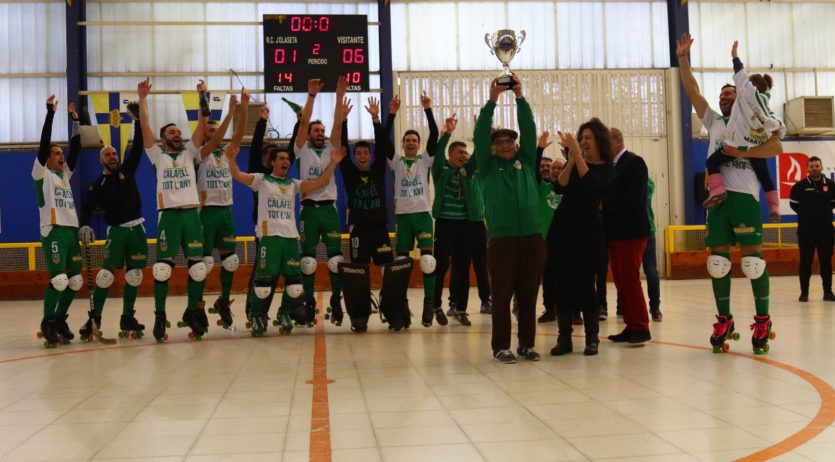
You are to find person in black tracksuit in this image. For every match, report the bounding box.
[342,97,394,266]
[789,156,835,302]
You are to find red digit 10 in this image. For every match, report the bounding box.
[344,72,361,84]
[341,48,365,64]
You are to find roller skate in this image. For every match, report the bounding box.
[153,311,169,343]
[79,311,102,342]
[119,310,145,339]
[250,312,268,337]
[194,301,209,335]
[213,298,235,330]
[710,314,740,353]
[276,308,293,335]
[421,299,434,327]
[179,308,204,340]
[54,315,74,343]
[751,315,776,355]
[290,296,318,328]
[37,318,59,348]
[433,299,448,326]
[327,294,343,326]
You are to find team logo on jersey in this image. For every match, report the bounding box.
[514,160,522,170]
[51,253,60,265]
[118,172,125,180]
[546,192,560,210]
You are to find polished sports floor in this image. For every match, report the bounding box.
[1,275,834,461]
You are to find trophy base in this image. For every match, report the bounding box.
[496,74,515,88]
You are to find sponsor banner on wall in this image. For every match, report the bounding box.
[777,141,835,215]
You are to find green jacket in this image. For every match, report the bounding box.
[473,98,539,238]
[431,133,485,222]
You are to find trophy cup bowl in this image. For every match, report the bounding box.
[484,29,526,87]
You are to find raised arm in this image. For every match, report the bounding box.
[230,90,249,149]
[225,144,255,186]
[300,146,347,194]
[200,93,237,158]
[249,105,268,173]
[676,33,710,119]
[296,79,324,150]
[329,76,348,150]
[556,131,583,188]
[192,80,210,149]
[37,96,57,166]
[535,130,552,184]
[66,103,81,171]
[380,95,399,160]
[473,80,506,168]
[433,114,456,178]
[339,97,353,174]
[137,78,156,149]
[422,92,439,157]
[512,74,537,165]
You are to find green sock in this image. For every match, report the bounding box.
[423,273,435,300]
[93,286,108,317]
[302,273,314,297]
[329,272,342,298]
[187,278,204,310]
[122,284,138,315]
[747,253,770,316]
[55,289,76,316]
[44,286,62,318]
[154,281,168,313]
[711,252,732,317]
[219,268,234,302]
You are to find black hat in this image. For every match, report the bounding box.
[491,129,518,143]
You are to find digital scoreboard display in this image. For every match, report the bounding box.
[263,14,370,93]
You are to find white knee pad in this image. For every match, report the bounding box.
[124,268,143,287]
[202,256,215,274]
[706,255,732,278]
[95,268,115,289]
[153,262,172,282]
[67,274,84,291]
[221,254,239,272]
[50,273,69,292]
[419,254,436,274]
[254,285,272,299]
[300,256,318,275]
[285,284,304,298]
[741,256,767,279]
[188,261,208,282]
[327,255,344,273]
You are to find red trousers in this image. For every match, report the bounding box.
[607,238,650,332]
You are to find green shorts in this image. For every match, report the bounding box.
[156,208,203,260]
[42,226,83,276]
[102,224,148,270]
[200,206,237,255]
[299,205,341,255]
[256,235,301,282]
[705,191,763,248]
[395,212,433,254]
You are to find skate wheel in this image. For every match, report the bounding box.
[188,332,194,339]
[246,322,253,329]
[335,321,341,327]
[293,322,299,326]
[764,344,770,353]
[208,307,217,313]
[217,319,223,326]
[732,332,740,341]
[44,341,55,348]
[324,314,330,320]
[57,338,65,345]
[177,322,185,328]
[326,307,332,313]
[422,323,431,328]
[166,321,171,328]
[118,332,125,338]
[313,318,318,325]
[769,331,776,340]
[722,343,730,353]
[316,308,320,314]
[712,347,723,354]
[36,331,43,339]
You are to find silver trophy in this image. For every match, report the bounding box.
[484,29,526,87]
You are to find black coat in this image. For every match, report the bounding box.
[602,150,649,241]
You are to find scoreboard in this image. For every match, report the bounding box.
[263,14,370,93]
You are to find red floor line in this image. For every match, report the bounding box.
[307,292,333,462]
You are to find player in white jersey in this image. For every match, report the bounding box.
[294,77,348,325]
[378,93,446,327]
[33,96,83,347]
[138,78,209,342]
[677,34,783,354]
[702,41,786,222]
[227,143,346,335]
[196,84,249,329]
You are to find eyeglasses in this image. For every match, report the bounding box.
[493,138,515,147]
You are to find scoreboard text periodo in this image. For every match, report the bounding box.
[263,14,370,93]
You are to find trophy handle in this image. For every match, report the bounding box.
[517,30,527,48]
[484,33,495,54]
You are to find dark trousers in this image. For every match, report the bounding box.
[433,219,473,312]
[488,235,546,352]
[642,237,660,309]
[608,238,649,332]
[542,255,557,311]
[597,241,609,312]
[552,244,601,344]
[799,232,834,294]
[469,221,491,304]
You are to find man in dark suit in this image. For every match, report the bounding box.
[603,128,651,343]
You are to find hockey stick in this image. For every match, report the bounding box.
[84,241,117,345]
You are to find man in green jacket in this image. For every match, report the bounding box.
[431,114,484,326]
[474,74,546,364]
